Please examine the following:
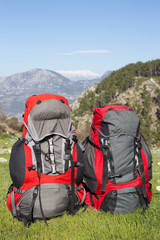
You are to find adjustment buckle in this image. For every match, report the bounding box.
[101,138,109,149]
[34,143,41,154]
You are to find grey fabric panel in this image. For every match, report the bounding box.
[102,110,139,184]
[28,139,37,167]
[84,134,97,193]
[109,135,135,184]
[16,183,69,219]
[114,188,141,213]
[101,187,141,213]
[28,99,71,141]
[25,129,74,175]
[41,135,66,174]
[27,115,39,141]
[103,109,139,137]
[31,99,71,120]
[141,138,152,181]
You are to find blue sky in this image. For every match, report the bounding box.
[0,0,160,76]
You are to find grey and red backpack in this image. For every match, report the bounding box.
[6,94,85,226]
[83,105,152,213]
[7,99,152,225]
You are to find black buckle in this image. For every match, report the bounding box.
[28,165,36,171]
[33,187,38,198]
[34,143,41,154]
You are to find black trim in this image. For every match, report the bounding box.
[137,138,148,200]
[100,190,117,213]
[101,147,109,192]
[9,139,26,189]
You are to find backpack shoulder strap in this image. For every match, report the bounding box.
[26,142,48,226]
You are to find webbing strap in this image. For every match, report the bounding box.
[64,139,75,214]
[102,146,109,192]
[136,187,148,211]
[11,189,26,217]
[33,142,48,226]
[33,143,42,180]
[64,139,71,172]
[137,139,148,200]
[72,135,85,152]
[70,154,75,214]
[11,191,17,217]
[75,186,86,206]
[73,136,85,186]
[24,186,38,227]
[87,137,102,151]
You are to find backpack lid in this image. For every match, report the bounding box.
[92,105,139,138]
[23,94,71,141]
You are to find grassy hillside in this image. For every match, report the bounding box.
[1,141,160,239]
[72,60,160,145]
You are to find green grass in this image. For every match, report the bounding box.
[0,138,160,239]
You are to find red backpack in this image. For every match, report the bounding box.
[83,105,152,213]
[6,94,85,226]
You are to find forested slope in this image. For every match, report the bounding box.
[72,60,160,145]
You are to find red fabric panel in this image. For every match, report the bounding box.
[85,176,143,210]
[84,192,100,209]
[6,193,12,211]
[146,183,152,202]
[93,105,135,125]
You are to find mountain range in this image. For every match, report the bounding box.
[0,68,110,120]
[56,70,111,81]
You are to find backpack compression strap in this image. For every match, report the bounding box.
[64,139,75,214]
[32,142,48,226]
[72,135,85,186]
[137,138,149,210]
[86,136,109,193]
[11,189,26,218]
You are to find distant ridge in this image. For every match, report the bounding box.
[0,68,106,119]
[56,70,102,81]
